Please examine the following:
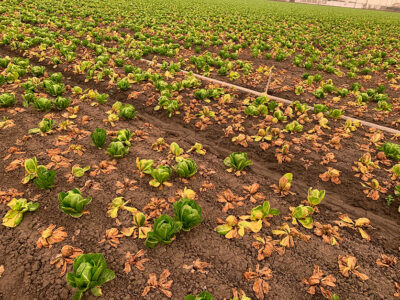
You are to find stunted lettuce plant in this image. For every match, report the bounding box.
[106,197,137,218]
[2,198,39,227]
[22,157,55,189]
[29,118,55,135]
[187,142,206,155]
[169,142,184,157]
[271,173,294,196]
[23,157,38,184]
[291,205,314,229]
[272,223,311,247]
[285,121,303,133]
[307,188,325,207]
[107,129,132,158]
[250,201,280,223]
[216,215,262,239]
[136,158,154,177]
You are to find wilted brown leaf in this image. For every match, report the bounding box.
[376,254,397,268]
[50,245,83,276]
[124,250,149,273]
[242,183,266,203]
[142,269,173,298]
[99,228,124,248]
[302,265,336,299]
[338,255,369,281]
[36,225,67,249]
[143,198,169,218]
[217,189,244,212]
[244,264,273,299]
[183,258,212,274]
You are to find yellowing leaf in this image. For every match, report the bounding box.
[338,214,353,224]
[226,229,236,239]
[355,218,370,227]
[358,228,371,241]
[121,227,134,237]
[139,227,151,239]
[280,236,290,247]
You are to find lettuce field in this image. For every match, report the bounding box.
[0,0,400,299]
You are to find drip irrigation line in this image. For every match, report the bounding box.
[141,58,400,135]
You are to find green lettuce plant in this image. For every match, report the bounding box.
[378,142,400,161]
[392,164,400,179]
[313,103,328,114]
[224,152,252,172]
[0,57,10,68]
[22,92,36,107]
[31,65,45,77]
[66,253,115,300]
[50,72,63,83]
[53,96,70,110]
[33,97,52,111]
[116,78,131,90]
[149,165,172,187]
[114,129,132,146]
[136,158,154,175]
[107,141,129,158]
[96,93,108,104]
[0,93,16,107]
[174,158,197,178]
[58,188,92,218]
[173,198,203,231]
[155,93,182,117]
[119,103,137,119]
[145,214,182,248]
[42,79,65,96]
[328,109,344,119]
[91,128,107,149]
[185,291,214,300]
[34,166,56,189]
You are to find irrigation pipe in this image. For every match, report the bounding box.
[141,58,400,135]
[264,70,273,94]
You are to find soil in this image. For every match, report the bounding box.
[0,43,399,300]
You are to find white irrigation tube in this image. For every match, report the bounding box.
[141,58,400,135]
